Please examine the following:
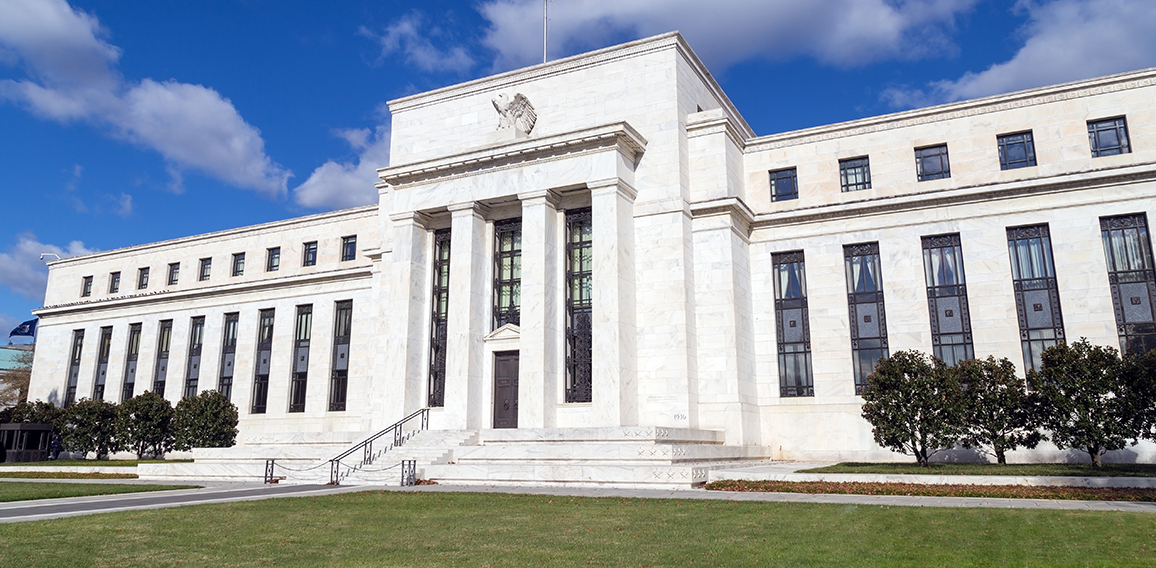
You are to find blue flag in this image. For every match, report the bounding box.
[8,318,37,338]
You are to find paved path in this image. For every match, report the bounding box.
[0,482,368,523]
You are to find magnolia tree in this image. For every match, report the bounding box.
[117,391,175,459]
[955,356,1041,464]
[61,398,121,459]
[860,351,961,467]
[174,390,239,451]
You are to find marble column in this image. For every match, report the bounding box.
[383,212,431,421]
[590,180,638,426]
[518,190,562,428]
[444,202,490,430]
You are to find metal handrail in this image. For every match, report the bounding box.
[328,407,429,485]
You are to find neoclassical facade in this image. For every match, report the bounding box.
[28,33,1156,466]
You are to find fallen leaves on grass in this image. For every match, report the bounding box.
[704,479,1156,502]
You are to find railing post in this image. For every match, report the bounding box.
[264,459,275,484]
[401,460,416,486]
[363,440,372,466]
[395,425,402,448]
[329,460,339,485]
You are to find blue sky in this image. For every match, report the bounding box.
[2,0,1156,342]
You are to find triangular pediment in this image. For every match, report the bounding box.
[484,323,521,342]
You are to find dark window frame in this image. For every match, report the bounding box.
[198,258,212,281]
[80,276,93,297]
[997,131,1037,170]
[428,229,451,408]
[1088,116,1131,158]
[153,319,173,398]
[183,316,205,399]
[288,304,312,413]
[839,156,872,192]
[64,329,84,407]
[1100,213,1156,354]
[329,300,353,412]
[1007,224,1066,372]
[231,252,245,277]
[266,247,281,272]
[565,208,593,404]
[921,234,975,366]
[108,272,120,294]
[915,144,951,181]
[218,312,239,401]
[92,326,112,401]
[340,236,357,262]
[302,241,318,267]
[122,323,142,402]
[166,262,180,286]
[137,267,150,290]
[845,242,889,395]
[493,219,522,329]
[769,167,799,202]
[251,308,275,414]
[773,251,813,397]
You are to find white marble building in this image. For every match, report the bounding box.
[28,33,1156,475]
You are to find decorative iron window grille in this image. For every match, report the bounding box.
[1006,224,1065,372]
[218,313,239,401]
[288,305,312,413]
[769,168,799,202]
[845,242,889,395]
[921,234,974,366]
[1088,117,1131,157]
[915,144,950,181]
[428,229,451,408]
[122,323,142,402]
[565,208,593,403]
[839,156,871,192]
[1100,214,1156,354]
[773,251,813,397]
[329,300,353,411]
[998,131,1037,170]
[92,326,112,401]
[153,320,172,398]
[493,219,522,329]
[251,308,275,414]
[167,263,179,285]
[64,329,84,407]
[183,317,205,399]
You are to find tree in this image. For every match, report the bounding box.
[9,400,66,430]
[860,350,961,466]
[1028,339,1134,467]
[955,356,1042,464]
[174,390,239,450]
[117,391,174,459]
[1120,346,1156,444]
[61,398,120,459]
[0,349,33,408]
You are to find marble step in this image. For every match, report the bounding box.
[421,462,771,489]
[475,427,725,445]
[452,443,770,464]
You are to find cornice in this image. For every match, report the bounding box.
[378,122,648,188]
[687,112,748,150]
[34,266,372,318]
[745,67,1156,153]
[749,162,1156,232]
[689,197,755,240]
[45,205,378,268]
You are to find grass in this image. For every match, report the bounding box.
[706,479,1156,501]
[0,481,196,503]
[800,462,1156,477]
[0,459,192,467]
[0,491,1155,567]
[0,472,138,480]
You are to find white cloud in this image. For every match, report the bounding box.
[884,0,1156,107]
[0,0,290,196]
[360,13,475,74]
[293,125,390,210]
[478,0,979,71]
[113,192,132,217]
[0,233,95,302]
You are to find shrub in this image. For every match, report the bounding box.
[955,356,1042,464]
[1028,339,1134,467]
[1120,347,1156,443]
[174,390,238,450]
[860,350,961,466]
[61,398,121,459]
[117,391,174,459]
[9,400,66,430]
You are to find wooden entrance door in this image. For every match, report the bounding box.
[493,351,519,429]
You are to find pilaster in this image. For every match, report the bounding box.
[444,202,490,429]
[590,180,638,426]
[519,190,562,428]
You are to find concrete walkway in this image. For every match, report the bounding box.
[709,462,1156,488]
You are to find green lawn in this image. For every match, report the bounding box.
[0,472,138,480]
[0,459,191,467]
[801,462,1156,477]
[1,490,1155,567]
[0,481,196,503]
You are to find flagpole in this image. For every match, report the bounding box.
[543,0,548,63]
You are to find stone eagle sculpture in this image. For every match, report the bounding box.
[492,93,537,136]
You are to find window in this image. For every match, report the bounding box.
[137,267,150,290]
[565,208,593,403]
[922,234,974,366]
[266,247,280,272]
[428,229,451,408]
[198,258,212,281]
[218,313,239,401]
[915,144,950,181]
[330,300,353,411]
[1007,224,1065,372]
[231,253,245,277]
[251,308,275,414]
[108,272,120,294]
[493,219,522,329]
[92,326,113,401]
[302,241,317,267]
[167,262,180,285]
[845,243,889,394]
[153,320,173,398]
[998,131,1037,170]
[81,276,93,297]
[839,157,871,192]
[769,168,799,202]
[288,305,312,412]
[1100,214,1156,354]
[341,236,357,262]
[773,251,813,397]
[1088,117,1131,157]
[64,329,84,407]
[122,323,142,401]
[183,316,205,399]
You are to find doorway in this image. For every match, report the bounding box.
[493,351,519,428]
